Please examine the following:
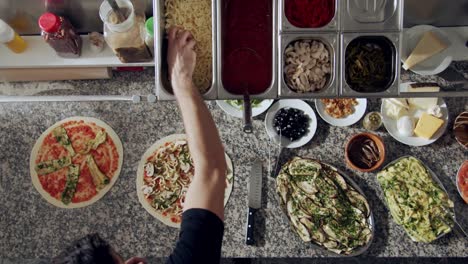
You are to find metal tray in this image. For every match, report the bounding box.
[216,0,278,100]
[341,0,403,32]
[275,158,375,257]
[340,32,400,97]
[154,0,218,100]
[377,155,455,243]
[279,33,339,98]
[279,0,340,32]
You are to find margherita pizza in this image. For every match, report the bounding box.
[136,134,233,228]
[30,117,123,208]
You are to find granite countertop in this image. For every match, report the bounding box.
[0,67,467,261]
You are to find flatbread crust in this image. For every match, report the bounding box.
[136,134,234,228]
[30,117,123,209]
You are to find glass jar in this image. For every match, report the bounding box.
[38,12,82,58]
[363,112,383,131]
[99,0,152,63]
[145,17,154,56]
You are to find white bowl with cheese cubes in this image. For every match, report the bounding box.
[381,97,449,147]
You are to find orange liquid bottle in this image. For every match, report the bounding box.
[6,32,27,53]
[0,19,27,53]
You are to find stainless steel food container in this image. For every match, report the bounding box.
[340,32,401,97]
[155,0,218,100]
[341,0,403,32]
[279,33,339,98]
[216,0,278,100]
[377,156,455,242]
[279,0,340,32]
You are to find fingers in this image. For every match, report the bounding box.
[125,257,147,264]
[178,30,193,43]
[168,26,179,41]
[168,27,196,49]
[186,38,196,50]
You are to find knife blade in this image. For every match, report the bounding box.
[245,160,263,245]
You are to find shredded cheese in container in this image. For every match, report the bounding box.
[165,0,212,93]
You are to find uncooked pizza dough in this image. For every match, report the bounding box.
[136,134,233,228]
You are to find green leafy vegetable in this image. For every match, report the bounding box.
[345,38,393,93]
[53,126,76,156]
[35,156,72,175]
[225,99,263,110]
[61,165,80,205]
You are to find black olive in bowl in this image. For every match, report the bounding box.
[273,108,310,141]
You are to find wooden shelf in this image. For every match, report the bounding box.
[0,35,155,69]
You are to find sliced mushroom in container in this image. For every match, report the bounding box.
[284,39,331,93]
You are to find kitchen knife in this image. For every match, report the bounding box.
[245,160,263,245]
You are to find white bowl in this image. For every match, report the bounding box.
[216,99,274,119]
[381,98,449,147]
[401,25,453,76]
[315,98,367,127]
[264,99,317,149]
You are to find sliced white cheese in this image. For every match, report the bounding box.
[408,98,438,110]
[403,31,448,70]
[408,84,440,93]
[387,98,409,109]
[384,99,409,120]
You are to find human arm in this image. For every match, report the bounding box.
[165,26,226,264]
[167,26,227,221]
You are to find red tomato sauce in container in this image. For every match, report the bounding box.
[221,0,273,95]
[285,0,335,28]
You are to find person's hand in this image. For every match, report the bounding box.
[125,257,147,264]
[167,26,197,92]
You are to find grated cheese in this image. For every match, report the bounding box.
[165,0,213,93]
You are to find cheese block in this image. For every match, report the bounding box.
[414,113,444,139]
[408,83,440,93]
[408,97,438,110]
[403,31,448,70]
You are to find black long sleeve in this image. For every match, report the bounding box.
[166,208,224,264]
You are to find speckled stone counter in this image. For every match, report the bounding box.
[0,70,467,261]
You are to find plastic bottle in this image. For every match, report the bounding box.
[38,12,82,58]
[0,19,27,53]
[145,17,154,56]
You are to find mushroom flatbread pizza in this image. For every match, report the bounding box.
[30,117,123,208]
[136,134,234,228]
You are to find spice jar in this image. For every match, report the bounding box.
[145,17,154,56]
[0,19,27,53]
[38,13,82,58]
[99,0,152,63]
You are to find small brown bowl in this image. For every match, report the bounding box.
[454,112,468,149]
[345,132,386,173]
